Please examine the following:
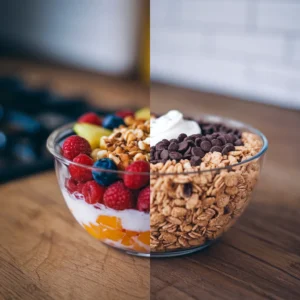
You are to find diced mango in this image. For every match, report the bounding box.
[96,215,122,230]
[73,123,112,149]
[137,231,150,245]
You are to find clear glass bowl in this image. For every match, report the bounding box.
[47,123,150,257]
[150,115,268,257]
[47,115,268,258]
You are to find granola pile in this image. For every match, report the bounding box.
[150,115,264,252]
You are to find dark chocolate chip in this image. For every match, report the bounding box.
[160,149,169,160]
[200,140,212,152]
[169,152,183,160]
[191,147,205,158]
[156,142,166,151]
[210,146,223,153]
[190,156,201,166]
[195,138,202,147]
[161,139,170,146]
[234,139,243,146]
[168,142,179,151]
[211,139,223,147]
[178,141,189,152]
[154,151,161,160]
[184,147,192,156]
[217,136,226,145]
[178,133,187,142]
[222,143,235,155]
[225,134,234,144]
[183,183,193,197]
[170,139,177,143]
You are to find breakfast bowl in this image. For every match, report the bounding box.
[150,114,268,257]
[47,111,151,257]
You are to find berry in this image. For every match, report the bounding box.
[62,135,91,160]
[103,181,134,210]
[115,110,134,119]
[65,178,85,194]
[92,158,118,186]
[78,112,102,126]
[137,186,150,212]
[69,154,93,182]
[102,114,125,130]
[123,161,150,190]
[82,180,106,204]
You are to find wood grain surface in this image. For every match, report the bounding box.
[150,84,300,300]
[0,59,149,300]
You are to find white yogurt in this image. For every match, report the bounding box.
[150,110,201,146]
[62,189,149,232]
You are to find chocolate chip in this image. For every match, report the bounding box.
[191,147,205,158]
[200,140,212,152]
[154,151,161,160]
[160,149,169,160]
[217,136,226,145]
[169,152,182,160]
[156,142,166,151]
[187,140,195,147]
[178,141,189,152]
[178,133,187,142]
[222,143,235,155]
[183,183,193,197]
[168,142,179,151]
[210,146,223,153]
[234,139,243,146]
[211,139,223,147]
[225,134,234,144]
[184,147,192,156]
[190,156,201,166]
[170,139,177,143]
[161,139,170,146]
[195,138,202,147]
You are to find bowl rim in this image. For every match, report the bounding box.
[46,114,268,176]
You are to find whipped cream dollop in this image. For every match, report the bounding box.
[150,110,201,146]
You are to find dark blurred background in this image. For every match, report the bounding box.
[0,0,149,183]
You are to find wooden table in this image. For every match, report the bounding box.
[0,59,149,300]
[1,59,300,300]
[151,84,300,300]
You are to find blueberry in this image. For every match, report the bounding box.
[102,115,125,130]
[92,158,118,186]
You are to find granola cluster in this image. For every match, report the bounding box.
[91,116,150,170]
[150,132,263,252]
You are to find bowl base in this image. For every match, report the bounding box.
[127,241,215,258]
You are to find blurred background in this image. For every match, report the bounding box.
[0,0,149,183]
[151,0,300,110]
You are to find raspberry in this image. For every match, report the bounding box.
[78,112,102,126]
[123,161,150,190]
[137,186,150,212]
[82,180,106,204]
[62,135,91,160]
[69,154,93,182]
[65,178,85,194]
[115,110,134,119]
[103,181,134,210]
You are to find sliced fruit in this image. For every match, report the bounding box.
[137,231,150,245]
[121,235,134,247]
[96,215,122,230]
[102,228,126,241]
[134,107,150,120]
[84,223,104,240]
[73,123,112,149]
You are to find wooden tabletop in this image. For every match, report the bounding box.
[1,59,300,300]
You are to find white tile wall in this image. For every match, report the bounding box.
[151,0,300,109]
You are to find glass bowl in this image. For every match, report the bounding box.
[150,115,268,257]
[47,123,150,257]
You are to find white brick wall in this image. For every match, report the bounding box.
[151,0,300,109]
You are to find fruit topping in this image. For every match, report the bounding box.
[62,135,91,160]
[82,180,106,204]
[73,123,112,149]
[103,181,134,210]
[65,178,85,194]
[135,107,150,120]
[123,161,150,190]
[92,158,118,186]
[102,115,125,130]
[137,186,150,212]
[115,110,134,119]
[69,154,93,182]
[78,112,102,126]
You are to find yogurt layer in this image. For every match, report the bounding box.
[150,110,201,146]
[62,189,149,232]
